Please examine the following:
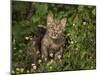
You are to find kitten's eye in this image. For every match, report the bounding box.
[50,25,53,28]
[49,26,52,28]
[58,31,62,33]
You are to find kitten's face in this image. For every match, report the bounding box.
[47,13,66,39]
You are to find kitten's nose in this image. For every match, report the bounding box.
[54,33,57,37]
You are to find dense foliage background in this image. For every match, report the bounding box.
[12,1,96,74]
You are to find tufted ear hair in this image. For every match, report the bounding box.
[61,18,67,28]
[47,12,53,26]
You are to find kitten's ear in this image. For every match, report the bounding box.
[47,12,53,24]
[61,18,67,27]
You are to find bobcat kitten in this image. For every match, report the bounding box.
[41,13,67,62]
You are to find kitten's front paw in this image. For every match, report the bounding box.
[55,54,62,63]
[49,53,54,58]
[31,64,37,70]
